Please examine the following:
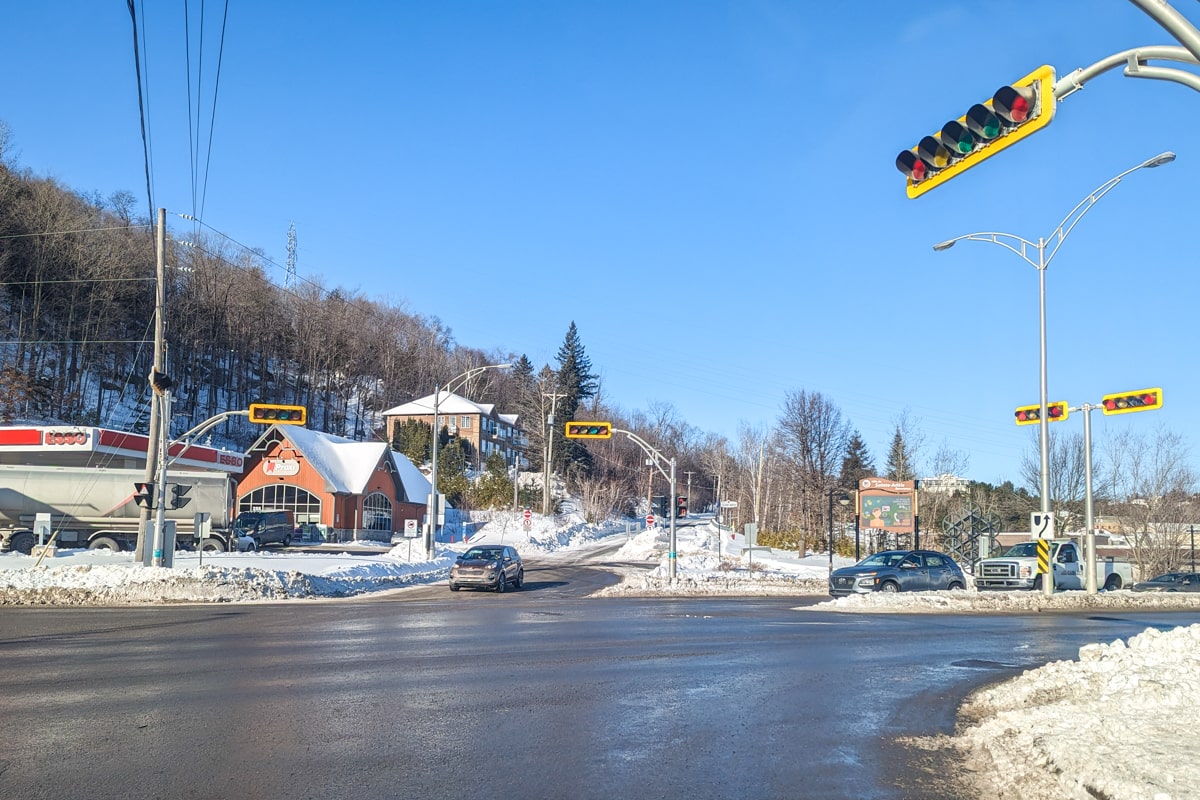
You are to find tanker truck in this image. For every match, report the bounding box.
[0,463,243,554]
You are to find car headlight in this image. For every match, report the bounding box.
[1019,565,1032,578]
[484,563,498,572]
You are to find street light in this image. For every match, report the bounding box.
[932,151,1174,596]
[827,488,851,575]
[427,362,511,558]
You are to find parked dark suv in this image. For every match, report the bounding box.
[829,549,966,597]
[448,545,524,592]
[232,510,294,548]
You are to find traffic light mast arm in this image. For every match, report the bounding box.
[612,428,671,482]
[1056,45,1200,100]
[165,410,249,468]
[1128,0,1200,64]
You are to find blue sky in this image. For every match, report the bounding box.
[4,1,1197,487]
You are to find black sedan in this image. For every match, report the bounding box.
[829,549,966,597]
[1131,572,1200,592]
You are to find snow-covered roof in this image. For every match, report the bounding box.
[381,391,495,419]
[252,426,429,503]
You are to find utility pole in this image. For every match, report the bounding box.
[136,208,167,563]
[542,391,566,515]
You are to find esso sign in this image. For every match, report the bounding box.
[45,430,89,445]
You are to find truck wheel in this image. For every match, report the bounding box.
[9,532,35,555]
[88,536,122,552]
[1104,574,1123,590]
[200,538,227,553]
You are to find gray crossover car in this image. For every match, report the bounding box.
[449,545,524,592]
[829,549,966,597]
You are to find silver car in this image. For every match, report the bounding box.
[449,545,524,592]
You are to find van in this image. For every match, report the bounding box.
[233,510,294,548]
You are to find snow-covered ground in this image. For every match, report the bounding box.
[5,513,1200,799]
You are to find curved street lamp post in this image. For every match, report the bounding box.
[427,363,511,559]
[933,152,1174,596]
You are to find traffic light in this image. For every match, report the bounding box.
[1101,388,1162,416]
[150,370,173,395]
[564,421,613,439]
[1014,401,1069,426]
[170,484,192,510]
[134,482,155,509]
[897,65,1057,199]
[248,403,307,425]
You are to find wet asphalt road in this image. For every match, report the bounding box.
[4,557,1200,800]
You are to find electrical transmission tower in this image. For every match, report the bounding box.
[285,221,297,289]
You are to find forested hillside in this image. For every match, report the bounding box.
[0,150,509,445]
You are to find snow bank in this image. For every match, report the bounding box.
[956,624,1200,800]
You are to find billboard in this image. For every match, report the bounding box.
[858,478,916,534]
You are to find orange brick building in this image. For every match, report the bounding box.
[238,425,430,543]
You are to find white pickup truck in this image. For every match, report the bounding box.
[975,539,1133,591]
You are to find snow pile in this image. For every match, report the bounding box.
[815,587,1200,613]
[0,550,453,605]
[957,624,1200,800]
[595,524,834,595]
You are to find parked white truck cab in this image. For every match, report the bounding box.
[975,538,1133,591]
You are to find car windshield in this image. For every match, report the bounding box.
[464,548,502,560]
[1149,573,1187,583]
[857,552,909,568]
[1001,543,1040,558]
[233,515,260,532]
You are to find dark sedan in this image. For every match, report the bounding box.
[829,549,966,597]
[1131,572,1200,592]
[448,545,524,592]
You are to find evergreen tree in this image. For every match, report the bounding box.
[437,438,470,508]
[470,452,515,509]
[392,418,432,466]
[886,427,916,481]
[508,354,543,470]
[838,431,875,487]
[553,322,599,475]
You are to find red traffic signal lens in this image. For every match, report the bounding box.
[896,150,928,181]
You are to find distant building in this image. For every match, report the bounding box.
[238,425,430,543]
[919,473,970,495]
[381,391,527,470]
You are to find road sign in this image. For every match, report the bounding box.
[646,514,656,528]
[1031,511,1055,540]
[720,500,738,508]
[523,508,532,529]
[404,519,419,537]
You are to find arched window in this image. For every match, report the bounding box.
[238,485,322,524]
[362,492,393,531]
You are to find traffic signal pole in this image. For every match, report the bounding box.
[610,428,677,583]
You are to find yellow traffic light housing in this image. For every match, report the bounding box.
[898,65,1057,199]
[1101,388,1162,415]
[248,403,307,425]
[564,421,613,439]
[1014,401,1069,426]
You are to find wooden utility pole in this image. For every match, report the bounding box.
[542,391,566,515]
[135,208,166,563]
